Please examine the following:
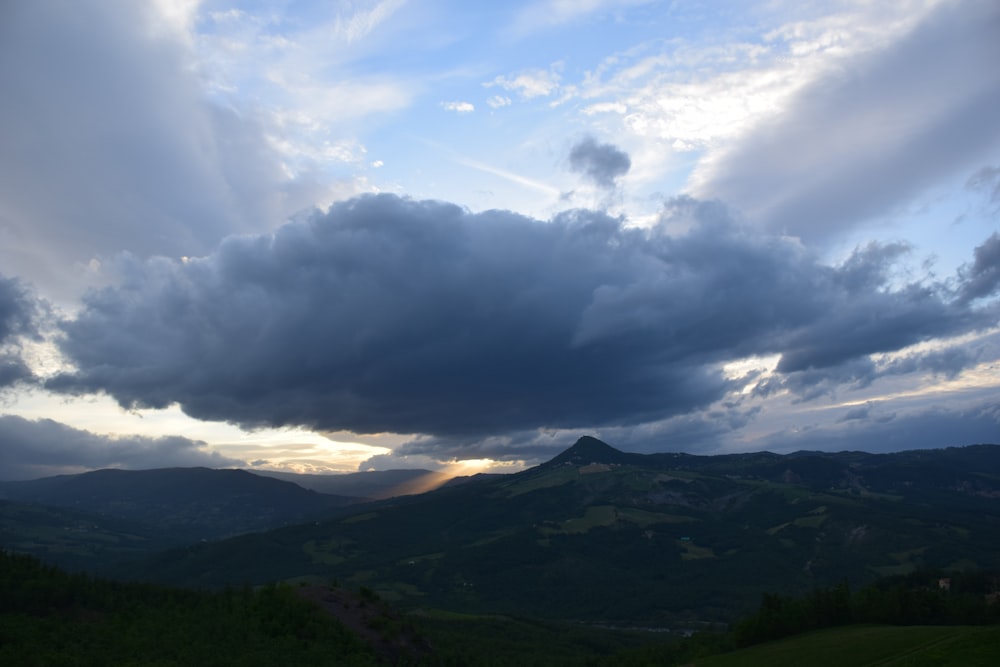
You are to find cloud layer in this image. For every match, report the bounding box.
[0,415,241,481]
[568,136,632,189]
[391,396,1000,463]
[0,0,322,299]
[0,275,40,387]
[48,194,999,445]
[691,0,1000,242]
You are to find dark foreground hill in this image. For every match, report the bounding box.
[0,550,383,666]
[689,625,1000,667]
[123,438,1000,627]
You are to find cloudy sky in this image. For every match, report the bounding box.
[1,0,998,480]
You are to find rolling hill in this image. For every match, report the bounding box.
[250,468,441,500]
[0,467,358,544]
[0,498,180,572]
[119,437,1000,626]
[689,624,1000,667]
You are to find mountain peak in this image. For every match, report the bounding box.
[544,436,630,467]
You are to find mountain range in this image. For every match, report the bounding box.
[250,468,445,499]
[4,437,1000,627]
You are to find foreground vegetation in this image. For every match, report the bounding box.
[691,625,1000,667]
[5,548,1000,666]
[602,569,1000,666]
[0,550,377,666]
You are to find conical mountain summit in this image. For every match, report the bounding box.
[542,436,633,468]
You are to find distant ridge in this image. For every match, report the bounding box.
[542,436,636,467]
[0,467,356,542]
[251,468,435,500]
[0,467,353,505]
[56,442,1000,627]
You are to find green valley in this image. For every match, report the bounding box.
[116,438,1000,628]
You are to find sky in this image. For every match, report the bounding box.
[1,0,998,480]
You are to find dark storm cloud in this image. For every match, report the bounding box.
[0,363,29,388]
[839,405,874,423]
[697,0,1000,242]
[392,404,763,464]
[880,346,980,380]
[754,336,991,407]
[385,430,582,466]
[768,233,1000,386]
[756,358,880,403]
[0,276,36,343]
[752,231,1000,402]
[568,136,631,189]
[0,415,242,481]
[49,195,732,437]
[0,275,41,387]
[773,282,973,374]
[46,193,997,445]
[958,232,1000,303]
[749,401,1000,454]
[757,332,986,404]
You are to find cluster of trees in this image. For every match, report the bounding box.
[732,570,1000,647]
[0,550,377,666]
[601,570,1000,666]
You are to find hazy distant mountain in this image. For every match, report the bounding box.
[0,467,358,543]
[250,468,438,500]
[123,438,1000,626]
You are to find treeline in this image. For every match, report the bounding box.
[5,547,1000,666]
[732,569,1000,647]
[0,550,377,666]
[603,570,1000,666]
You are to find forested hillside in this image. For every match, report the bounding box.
[0,550,380,665]
[123,439,1000,626]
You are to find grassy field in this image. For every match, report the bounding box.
[411,611,659,666]
[694,625,1000,667]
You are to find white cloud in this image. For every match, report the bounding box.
[333,0,408,44]
[690,0,1000,242]
[192,0,416,179]
[486,95,512,108]
[442,100,475,113]
[0,0,320,301]
[533,0,990,237]
[149,0,201,41]
[486,66,562,99]
[578,4,932,152]
[582,101,627,115]
[0,414,243,481]
[510,0,655,36]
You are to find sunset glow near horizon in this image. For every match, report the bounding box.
[0,0,998,480]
